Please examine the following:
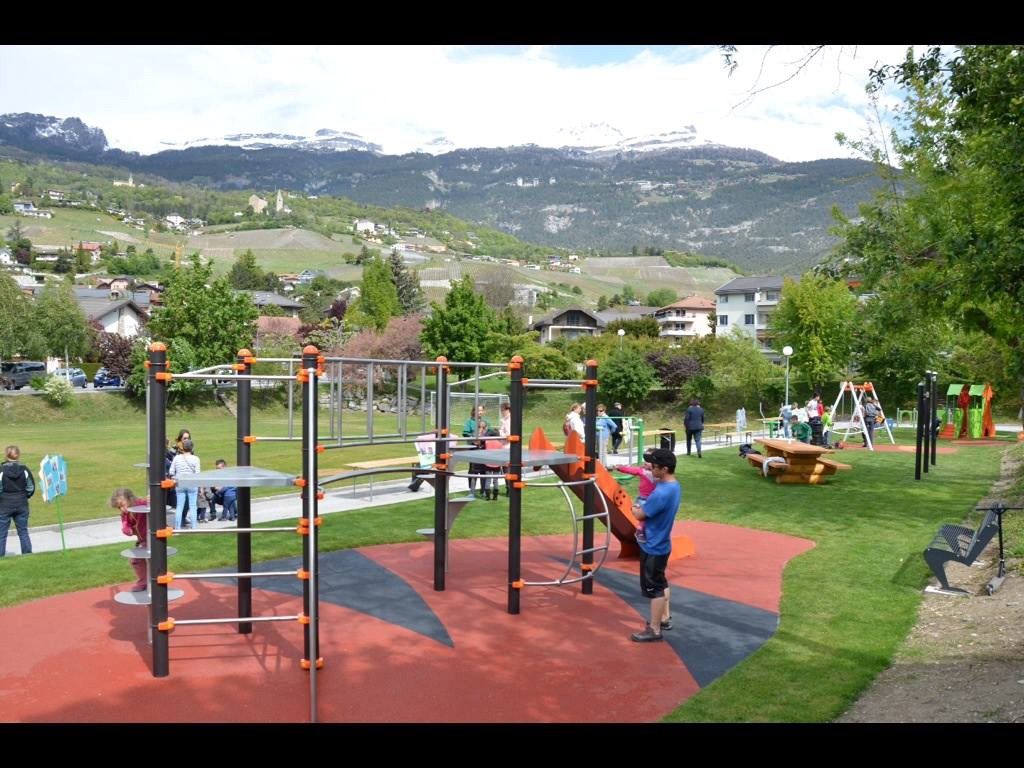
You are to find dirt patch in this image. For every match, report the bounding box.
[838,447,1024,723]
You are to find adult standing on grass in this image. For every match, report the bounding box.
[0,445,35,557]
[630,448,680,642]
[607,402,626,454]
[565,402,585,440]
[862,397,879,447]
[684,397,705,458]
[170,439,201,529]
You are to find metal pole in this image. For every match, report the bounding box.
[421,366,427,433]
[921,380,929,481]
[301,345,321,722]
[922,378,931,475]
[338,362,344,447]
[785,356,790,409]
[433,357,449,591]
[237,348,253,635]
[930,371,939,467]
[366,362,374,443]
[288,358,294,439]
[582,360,598,596]
[147,342,169,677]
[508,355,524,614]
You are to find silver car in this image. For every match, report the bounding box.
[53,367,88,388]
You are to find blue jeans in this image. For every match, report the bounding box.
[216,497,237,520]
[175,489,198,529]
[0,505,32,556]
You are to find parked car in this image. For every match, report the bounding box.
[53,367,88,388]
[93,367,124,388]
[0,361,47,390]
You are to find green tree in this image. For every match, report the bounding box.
[646,288,677,308]
[352,253,400,331]
[834,45,1024,418]
[33,283,91,361]
[0,194,13,215]
[596,295,609,311]
[147,254,257,370]
[512,341,575,379]
[387,251,424,314]
[227,249,267,290]
[605,317,662,339]
[769,274,858,390]
[74,245,92,273]
[710,328,785,410]
[599,347,658,406]
[0,272,35,360]
[6,221,32,265]
[420,275,499,376]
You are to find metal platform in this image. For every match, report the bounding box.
[121,547,177,559]
[174,466,298,489]
[450,448,580,467]
[114,589,184,606]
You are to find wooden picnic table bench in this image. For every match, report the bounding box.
[747,438,852,485]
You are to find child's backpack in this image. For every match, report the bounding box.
[738,443,761,458]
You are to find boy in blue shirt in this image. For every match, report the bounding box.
[630,447,681,642]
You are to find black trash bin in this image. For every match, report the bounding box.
[809,417,824,446]
[660,429,676,453]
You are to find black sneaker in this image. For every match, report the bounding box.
[630,625,663,642]
[660,618,673,631]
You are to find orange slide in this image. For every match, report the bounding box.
[529,428,694,562]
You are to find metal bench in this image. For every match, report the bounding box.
[923,508,1000,594]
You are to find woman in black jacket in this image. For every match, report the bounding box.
[0,445,35,556]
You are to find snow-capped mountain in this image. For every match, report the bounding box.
[0,112,108,156]
[157,128,382,154]
[557,124,706,157]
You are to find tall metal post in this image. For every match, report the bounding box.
[507,355,524,614]
[433,357,449,591]
[922,377,931,475]
[300,345,321,721]
[921,382,929,483]
[147,342,169,677]
[930,371,939,467]
[237,348,253,634]
[581,360,598,595]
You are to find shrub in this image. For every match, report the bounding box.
[43,375,74,407]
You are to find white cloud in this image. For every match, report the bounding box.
[0,44,915,161]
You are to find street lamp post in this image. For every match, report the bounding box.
[617,328,625,349]
[782,345,794,408]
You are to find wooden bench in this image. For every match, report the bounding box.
[746,453,789,475]
[923,508,1000,593]
[345,456,421,471]
[343,456,427,499]
[817,458,853,471]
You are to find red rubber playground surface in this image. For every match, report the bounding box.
[0,520,813,723]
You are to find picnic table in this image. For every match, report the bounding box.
[746,437,852,485]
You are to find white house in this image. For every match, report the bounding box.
[653,296,717,340]
[71,290,149,337]
[354,219,376,234]
[713,276,796,357]
[0,247,12,266]
[165,214,186,228]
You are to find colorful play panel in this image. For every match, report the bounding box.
[0,521,813,723]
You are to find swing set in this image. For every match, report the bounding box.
[829,381,895,450]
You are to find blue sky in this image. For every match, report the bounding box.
[0,45,914,161]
